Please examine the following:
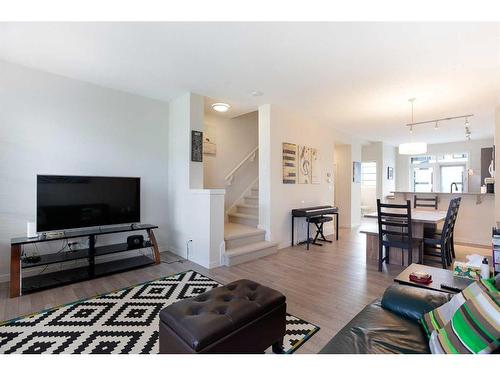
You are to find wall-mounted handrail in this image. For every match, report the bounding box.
[224,146,258,186]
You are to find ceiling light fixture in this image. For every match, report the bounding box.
[399,142,428,155]
[403,112,473,141]
[211,102,231,113]
[464,117,471,141]
[399,98,428,155]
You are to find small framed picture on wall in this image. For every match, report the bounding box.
[353,161,361,183]
[191,130,203,162]
[387,167,394,180]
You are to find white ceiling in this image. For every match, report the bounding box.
[1,22,499,145]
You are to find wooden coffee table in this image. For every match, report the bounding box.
[394,263,474,294]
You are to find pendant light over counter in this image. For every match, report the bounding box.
[398,98,473,155]
[398,142,427,155]
[399,98,427,155]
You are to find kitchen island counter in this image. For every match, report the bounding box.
[390,191,494,246]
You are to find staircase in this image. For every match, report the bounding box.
[223,184,278,266]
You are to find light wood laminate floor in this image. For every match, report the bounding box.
[0,225,488,353]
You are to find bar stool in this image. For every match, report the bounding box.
[414,195,438,209]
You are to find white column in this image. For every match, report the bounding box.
[167,92,224,268]
[495,107,500,224]
[258,104,272,240]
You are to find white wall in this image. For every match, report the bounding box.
[258,104,363,248]
[0,61,170,281]
[362,141,396,202]
[203,111,258,211]
[395,138,494,192]
[335,143,362,228]
[396,152,411,192]
[362,142,383,199]
[167,93,224,268]
[382,143,397,197]
[350,144,362,227]
[260,105,335,247]
[496,107,500,224]
[334,145,352,228]
[258,105,272,241]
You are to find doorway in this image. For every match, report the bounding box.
[361,161,377,213]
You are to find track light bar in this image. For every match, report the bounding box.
[405,114,473,127]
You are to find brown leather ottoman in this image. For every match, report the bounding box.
[159,279,287,353]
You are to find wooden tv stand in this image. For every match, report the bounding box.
[10,224,161,298]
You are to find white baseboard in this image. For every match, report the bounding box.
[278,228,336,250]
[454,237,490,247]
[165,245,186,259]
[209,260,222,269]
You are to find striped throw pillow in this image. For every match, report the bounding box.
[420,278,499,338]
[429,288,500,354]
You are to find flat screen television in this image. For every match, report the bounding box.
[37,175,140,232]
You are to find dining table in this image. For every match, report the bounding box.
[360,209,447,266]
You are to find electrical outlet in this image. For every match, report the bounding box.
[186,239,193,260]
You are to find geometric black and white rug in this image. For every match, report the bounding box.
[0,270,319,354]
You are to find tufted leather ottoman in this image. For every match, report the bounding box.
[159,279,287,353]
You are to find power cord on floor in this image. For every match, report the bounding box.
[158,249,187,265]
[143,243,186,265]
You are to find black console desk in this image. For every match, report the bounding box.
[9,224,161,298]
[291,206,339,250]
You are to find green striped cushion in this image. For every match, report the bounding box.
[420,278,499,338]
[429,288,500,354]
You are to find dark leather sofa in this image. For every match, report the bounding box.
[320,284,452,354]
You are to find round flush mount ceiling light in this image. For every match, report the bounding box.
[211,103,231,112]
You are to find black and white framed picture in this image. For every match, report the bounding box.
[387,166,394,180]
[353,161,361,183]
[191,130,203,162]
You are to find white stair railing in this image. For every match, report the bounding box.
[224,146,258,186]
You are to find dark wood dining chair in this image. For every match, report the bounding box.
[424,197,461,261]
[414,195,438,209]
[417,195,439,239]
[376,199,423,272]
[423,197,461,269]
[446,197,461,260]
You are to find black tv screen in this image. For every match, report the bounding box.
[37,175,140,232]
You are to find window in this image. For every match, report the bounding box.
[441,165,465,193]
[410,153,469,193]
[413,167,433,192]
[361,162,377,188]
[411,155,435,165]
[437,153,468,163]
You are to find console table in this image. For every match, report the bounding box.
[10,224,161,298]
